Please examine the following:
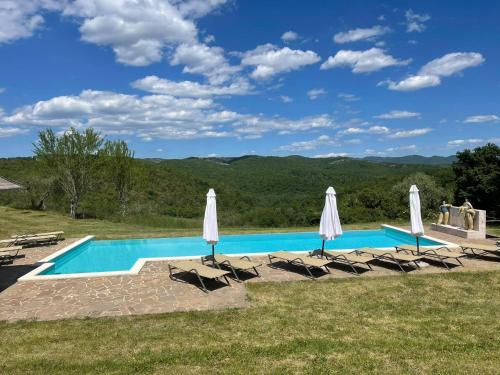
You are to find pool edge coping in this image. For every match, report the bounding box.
[19,225,454,281]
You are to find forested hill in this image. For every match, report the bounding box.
[0,155,454,227]
[362,155,456,165]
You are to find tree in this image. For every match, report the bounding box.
[453,143,500,217]
[24,176,54,210]
[33,128,103,218]
[100,140,135,216]
[391,172,451,219]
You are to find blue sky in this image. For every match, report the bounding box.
[0,0,499,158]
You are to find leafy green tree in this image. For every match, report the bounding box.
[100,140,135,216]
[24,176,54,210]
[391,172,451,219]
[453,143,500,216]
[33,128,103,218]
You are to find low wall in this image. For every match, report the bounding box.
[432,206,486,239]
[447,206,486,232]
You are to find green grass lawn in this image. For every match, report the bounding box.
[1,271,499,374]
[0,206,388,240]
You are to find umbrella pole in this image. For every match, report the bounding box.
[321,239,325,258]
[212,244,215,264]
[416,236,420,255]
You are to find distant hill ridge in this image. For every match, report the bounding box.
[166,154,457,166]
[362,155,456,165]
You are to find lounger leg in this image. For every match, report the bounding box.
[349,263,359,275]
[440,258,450,270]
[303,265,315,279]
[193,270,208,293]
[229,265,240,282]
[367,263,373,271]
[252,266,260,276]
[397,262,406,272]
[268,255,274,267]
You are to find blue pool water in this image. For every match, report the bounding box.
[41,228,442,275]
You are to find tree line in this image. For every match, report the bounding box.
[0,128,498,227]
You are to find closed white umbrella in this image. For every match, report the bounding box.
[319,186,343,257]
[409,185,424,253]
[203,188,219,260]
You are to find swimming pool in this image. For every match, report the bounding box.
[23,225,446,279]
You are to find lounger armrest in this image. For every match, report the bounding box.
[395,247,411,254]
[333,254,348,261]
[435,246,453,252]
[239,255,252,261]
[309,249,322,257]
[201,255,213,265]
[422,249,439,255]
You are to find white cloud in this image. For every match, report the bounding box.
[321,48,410,73]
[171,43,240,85]
[364,149,385,156]
[333,25,390,44]
[233,114,336,138]
[0,0,63,44]
[338,93,359,102]
[307,88,327,100]
[387,128,433,138]
[176,0,229,19]
[446,138,500,148]
[280,95,293,103]
[463,115,500,123]
[385,144,417,153]
[314,152,349,158]
[339,125,389,136]
[1,89,337,141]
[0,1,228,66]
[64,0,205,66]
[155,148,163,152]
[447,139,484,146]
[405,9,431,33]
[375,110,420,119]
[380,75,441,91]
[241,44,321,79]
[381,52,484,91]
[0,87,5,94]
[281,30,299,42]
[419,52,485,77]
[277,135,336,152]
[203,34,215,43]
[0,126,29,138]
[131,75,252,98]
[345,138,361,144]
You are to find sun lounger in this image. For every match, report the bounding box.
[168,260,231,293]
[356,248,424,272]
[460,242,500,257]
[11,231,64,241]
[202,254,261,281]
[268,251,331,279]
[0,245,23,264]
[395,245,465,270]
[310,249,374,275]
[3,235,59,247]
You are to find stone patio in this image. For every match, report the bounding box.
[1,228,499,322]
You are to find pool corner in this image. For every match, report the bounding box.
[18,235,95,281]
